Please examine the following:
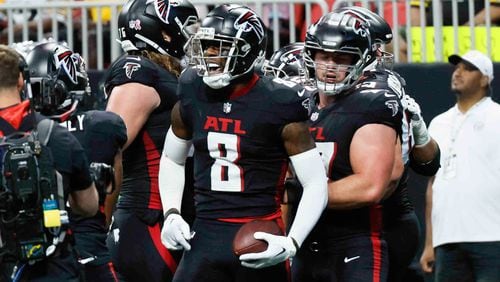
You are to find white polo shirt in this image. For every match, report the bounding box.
[428,97,500,247]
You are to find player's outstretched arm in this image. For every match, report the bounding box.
[159,102,193,250]
[240,121,328,269]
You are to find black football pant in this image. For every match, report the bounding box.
[173,218,290,282]
[106,208,182,282]
[385,212,420,282]
[292,235,388,282]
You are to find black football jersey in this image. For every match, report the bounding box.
[361,69,415,218]
[61,110,127,233]
[308,72,403,239]
[104,54,178,210]
[178,68,309,220]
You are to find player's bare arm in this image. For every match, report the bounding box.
[106,83,161,149]
[281,121,316,156]
[170,101,192,140]
[327,123,398,209]
[412,138,439,163]
[384,137,404,199]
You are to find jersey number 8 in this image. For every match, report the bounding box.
[207,132,243,192]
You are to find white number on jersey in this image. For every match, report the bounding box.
[207,132,243,192]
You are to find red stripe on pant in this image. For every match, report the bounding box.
[370,205,383,282]
[107,262,120,282]
[148,223,178,274]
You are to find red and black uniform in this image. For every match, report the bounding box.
[0,101,93,282]
[60,110,126,282]
[363,69,421,282]
[292,79,403,282]
[104,54,193,282]
[174,68,309,282]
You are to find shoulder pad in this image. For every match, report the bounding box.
[105,55,160,89]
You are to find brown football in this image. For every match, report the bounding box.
[232,219,283,256]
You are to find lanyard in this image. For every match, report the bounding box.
[447,97,488,155]
[442,97,488,179]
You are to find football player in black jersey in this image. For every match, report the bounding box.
[261,42,317,231]
[158,4,327,282]
[26,41,127,282]
[0,45,99,281]
[336,7,440,282]
[103,0,198,281]
[290,11,405,282]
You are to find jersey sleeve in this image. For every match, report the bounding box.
[177,67,200,130]
[85,111,127,164]
[49,125,93,192]
[105,55,159,90]
[268,78,310,124]
[362,91,403,137]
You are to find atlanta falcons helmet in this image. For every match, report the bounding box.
[304,11,372,96]
[118,0,199,59]
[262,42,306,80]
[26,42,90,120]
[187,4,267,89]
[335,6,394,68]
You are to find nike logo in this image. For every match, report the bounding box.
[275,248,286,256]
[297,89,306,97]
[344,256,360,263]
[79,256,97,265]
[127,55,141,61]
[384,92,396,97]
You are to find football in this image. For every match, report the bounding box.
[232,219,282,256]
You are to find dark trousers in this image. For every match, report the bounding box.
[435,241,500,282]
[385,212,420,282]
[173,218,289,282]
[106,208,182,282]
[292,235,389,282]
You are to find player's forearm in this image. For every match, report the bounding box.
[159,127,191,213]
[287,149,327,246]
[327,175,389,209]
[412,138,438,163]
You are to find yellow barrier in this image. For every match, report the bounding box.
[87,0,117,23]
[411,26,500,62]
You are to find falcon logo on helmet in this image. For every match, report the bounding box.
[234,11,265,41]
[352,18,369,38]
[154,0,173,24]
[123,62,141,79]
[54,47,78,84]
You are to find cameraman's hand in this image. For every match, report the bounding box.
[161,214,192,251]
[239,232,297,269]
